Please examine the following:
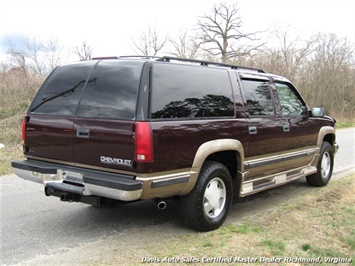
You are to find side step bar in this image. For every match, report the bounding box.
[240,166,317,197]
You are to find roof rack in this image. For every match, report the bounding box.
[119,55,161,60]
[91,56,119,60]
[156,56,265,73]
[91,55,160,60]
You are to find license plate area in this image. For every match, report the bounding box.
[61,170,84,184]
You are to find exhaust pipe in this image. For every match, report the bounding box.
[156,200,167,210]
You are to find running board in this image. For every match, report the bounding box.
[240,166,317,197]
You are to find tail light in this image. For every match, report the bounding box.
[134,122,154,162]
[22,114,29,145]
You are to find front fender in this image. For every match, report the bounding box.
[317,126,335,147]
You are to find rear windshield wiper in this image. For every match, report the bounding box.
[30,78,96,112]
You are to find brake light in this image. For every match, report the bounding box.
[22,114,29,145]
[135,122,154,162]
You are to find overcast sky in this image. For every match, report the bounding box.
[1,0,354,62]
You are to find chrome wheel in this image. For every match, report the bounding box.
[203,177,226,218]
[321,151,331,179]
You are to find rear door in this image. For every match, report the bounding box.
[73,60,144,172]
[25,61,96,162]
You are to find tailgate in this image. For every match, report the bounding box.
[72,60,143,172]
[73,118,135,171]
[24,60,97,163]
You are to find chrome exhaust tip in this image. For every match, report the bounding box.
[157,200,167,210]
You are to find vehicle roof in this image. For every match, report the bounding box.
[82,55,291,83]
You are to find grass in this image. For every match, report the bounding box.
[261,239,286,256]
[102,174,355,265]
[337,121,355,129]
[221,222,260,234]
[0,145,23,175]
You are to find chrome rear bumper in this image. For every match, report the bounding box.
[11,160,142,201]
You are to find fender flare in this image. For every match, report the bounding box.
[182,139,245,195]
[317,126,335,147]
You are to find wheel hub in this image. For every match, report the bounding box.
[203,177,226,218]
[321,151,331,179]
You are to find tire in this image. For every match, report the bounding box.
[179,161,233,232]
[306,141,334,187]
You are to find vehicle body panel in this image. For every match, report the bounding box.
[24,114,74,162]
[73,118,135,172]
[138,119,249,173]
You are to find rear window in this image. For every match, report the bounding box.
[29,61,96,115]
[29,60,143,120]
[77,61,143,120]
[151,63,234,119]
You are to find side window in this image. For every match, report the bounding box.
[77,61,143,120]
[241,79,275,116]
[275,82,306,116]
[151,64,234,119]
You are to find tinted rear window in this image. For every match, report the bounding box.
[29,61,96,115]
[29,60,143,120]
[151,63,234,119]
[77,61,143,120]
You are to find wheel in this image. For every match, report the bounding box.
[179,161,233,232]
[306,141,334,187]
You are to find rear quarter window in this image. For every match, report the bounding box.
[151,63,234,119]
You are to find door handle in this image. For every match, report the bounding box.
[249,126,257,135]
[77,128,90,138]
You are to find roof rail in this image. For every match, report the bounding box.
[156,56,265,73]
[91,55,160,60]
[91,56,119,60]
[119,55,161,60]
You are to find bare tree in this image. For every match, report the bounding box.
[169,28,201,59]
[7,36,63,75]
[43,36,63,70]
[8,49,28,75]
[306,33,355,116]
[197,2,264,63]
[72,41,93,61]
[132,24,168,56]
[264,25,317,80]
[25,36,46,74]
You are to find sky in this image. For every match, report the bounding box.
[0,0,354,63]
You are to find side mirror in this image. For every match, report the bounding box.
[311,107,325,117]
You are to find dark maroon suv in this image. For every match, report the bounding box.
[12,56,339,231]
